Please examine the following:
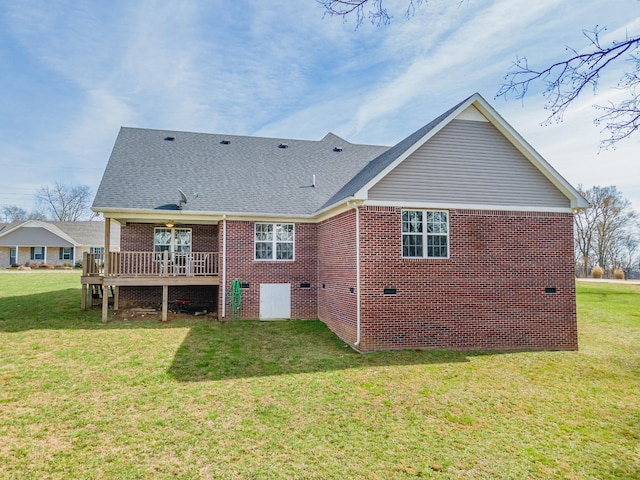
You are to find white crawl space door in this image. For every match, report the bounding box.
[259,283,291,320]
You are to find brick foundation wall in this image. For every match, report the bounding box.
[357,206,578,352]
[317,210,359,344]
[220,220,318,320]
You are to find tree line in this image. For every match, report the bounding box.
[4,182,637,277]
[1,182,97,223]
[575,186,639,277]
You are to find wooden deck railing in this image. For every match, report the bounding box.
[83,251,219,277]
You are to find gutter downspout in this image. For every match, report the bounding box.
[350,201,363,347]
[221,215,227,319]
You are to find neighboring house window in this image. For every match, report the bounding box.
[31,247,45,261]
[154,228,192,257]
[90,247,104,255]
[255,223,294,260]
[402,210,449,258]
[59,247,73,260]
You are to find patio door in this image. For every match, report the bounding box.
[259,283,291,319]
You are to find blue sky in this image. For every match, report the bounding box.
[1,0,638,214]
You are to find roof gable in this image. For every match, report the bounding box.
[368,119,571,209]
[329,93,588,210]
[0,220,77,247]
[0,221,119,247]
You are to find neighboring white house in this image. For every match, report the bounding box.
[0,220,120,267]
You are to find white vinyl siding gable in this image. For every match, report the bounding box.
[368,120,571,209]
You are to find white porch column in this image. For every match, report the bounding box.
[103,217,111,275]
[44,246,47,264]
[101,218,112,323]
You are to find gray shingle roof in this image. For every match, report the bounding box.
[93,128,389,216]
[93,93,588,217]
[0,221,119,247]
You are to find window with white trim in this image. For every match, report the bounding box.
[402,210,449,258]
[59,247,73,260]
[255,223,294,260]
[154,228,192,258]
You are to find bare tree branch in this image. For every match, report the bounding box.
[317,0,427,27]
[497,26,640,148]
[35,182,96,221]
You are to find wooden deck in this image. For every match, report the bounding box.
[81,251,219,321]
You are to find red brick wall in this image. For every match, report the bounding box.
[118,223,219,310]
[357,206,578,352]
[120,223,218,252]
[220,220,318,320]
[317,210,359,344]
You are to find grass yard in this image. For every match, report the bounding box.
[0,272,638,479]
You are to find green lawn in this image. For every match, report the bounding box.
[0,272,638,479]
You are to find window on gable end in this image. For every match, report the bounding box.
[402,210,449,258]
[255,223,294,260]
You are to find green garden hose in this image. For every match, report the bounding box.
[227,279,242,319]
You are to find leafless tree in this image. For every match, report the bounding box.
[497,27,640,148]
[317,0,427,27]
[1,205,47,222]
[35,183,97,222]
[574,185,638,276]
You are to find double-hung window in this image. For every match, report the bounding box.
[402,210,449,258]
[31,247,45,261]
[154,228,192,258]
[59,247,73,261]
[255,223,294,260]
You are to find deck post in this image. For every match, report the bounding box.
[81,283,87,310]
[113,286,119,311]
[162,284,168,321]
[101,284,109,322]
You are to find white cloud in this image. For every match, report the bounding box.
[0,0,638,213]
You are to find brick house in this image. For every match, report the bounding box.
[88,93,588,352]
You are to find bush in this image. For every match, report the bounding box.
[591,266,604,278]
[30,263,39,269]
[613,268,625,280]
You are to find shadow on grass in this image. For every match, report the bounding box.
[0,288,489,382]
[167,320,486,382]
[0,289,200,332]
